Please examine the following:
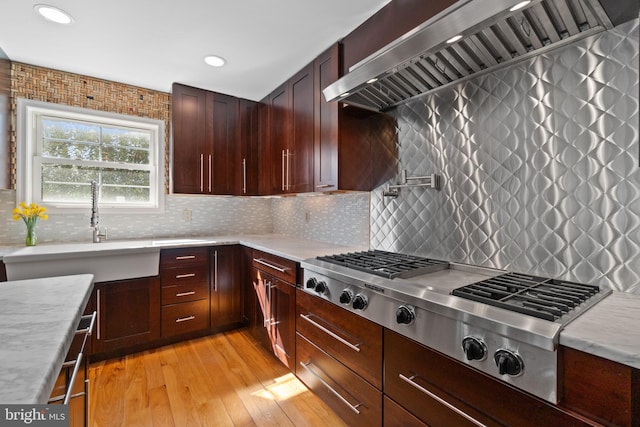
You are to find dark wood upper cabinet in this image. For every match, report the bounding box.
[172,83,255,196]
[266,82,290,195]
[288,64,315,193]
[208,92,239,195]
[313,44,340,191]
[314,43,397,192]
[172,83,209,194]
[239,99,259,195]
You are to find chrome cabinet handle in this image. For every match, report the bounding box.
[175,255,196,260]
[264,280,271,328]
[286,149,290,191]
[200,153,204,192]
[64,353,84,405]
[213,250,218,292]
[175,315,196,323]
[300,361,362,414]
[176,291,196,297]
[253,258,288,273]
[242,158,247,194]
[282,150,286,191]
[399,373,487,427]
[175,273,196,279]
[299,313,361,352]
[208,154,212,193]
[96,289,101,340]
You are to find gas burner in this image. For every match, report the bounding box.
[452,272,606,322]
[317,250,448,279]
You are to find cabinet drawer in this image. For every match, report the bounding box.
[161,264,208,288]
[161,299,209,337]
[252,249,297,283]
[161,280,209,305]
[384,396,428,427]
[296,289,383,389]
[384,330,590,427]
[161,247,209,268]
[296,333,381,427]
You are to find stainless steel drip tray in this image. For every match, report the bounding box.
[397,263,504,296]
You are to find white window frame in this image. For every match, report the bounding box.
[17,98,165,213]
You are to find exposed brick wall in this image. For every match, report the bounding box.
[9,63,171,191]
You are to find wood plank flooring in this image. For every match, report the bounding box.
[89,328,348,427]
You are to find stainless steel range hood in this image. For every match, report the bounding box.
[324,0,639,111]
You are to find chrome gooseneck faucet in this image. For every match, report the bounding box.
[90,180,107,243]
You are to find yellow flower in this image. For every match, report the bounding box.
[12,202,48,226]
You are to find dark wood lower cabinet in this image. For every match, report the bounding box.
[251,266,297,369]
[385,330,595,427]
[383,396,427,427]
[210,245,243,330]
[296,333,382,427]
[93,277,160,356]
[560,346,640,427]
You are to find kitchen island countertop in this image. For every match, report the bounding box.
[0,274,94,404]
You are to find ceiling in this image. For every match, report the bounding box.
[0,0,391,101]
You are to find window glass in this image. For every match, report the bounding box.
[18,99,164,212]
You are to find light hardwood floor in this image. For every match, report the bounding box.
[89,328,348,427]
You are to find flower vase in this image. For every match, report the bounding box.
[25,224,37,246]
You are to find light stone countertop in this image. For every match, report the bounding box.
[559,292,640,369]
[2,234,639,372]
[0,274,94,404]
[0,234,367,263]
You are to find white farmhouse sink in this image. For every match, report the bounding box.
[3,241,160,283]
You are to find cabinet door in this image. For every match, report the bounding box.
[209,92,239,195]
[288,63,314,193]
[269,278,296,369]
[249,267,271,349]
[313,43,339,192]
[93,277,160,355]
[211,245,243,329]
[172,83,209,194]
[239,99,259,195]
[268,82,290,194]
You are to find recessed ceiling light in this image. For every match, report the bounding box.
[34,4,74,25]
[509,1,531,11]
[446,35,463,44]
[204,55,226,67]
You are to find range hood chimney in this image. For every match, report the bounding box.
[324,0,639,111]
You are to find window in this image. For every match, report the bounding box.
[17,99,165,212]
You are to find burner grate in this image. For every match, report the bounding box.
[452,272,602,321]
[317,250,448,279]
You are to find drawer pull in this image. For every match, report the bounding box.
[300,361,362,415]
[175,315,196,323]
[175,255,196,260]
[253,258,288,273]
[176,291,196,297]
[175,273,196,279]
[299,313,361,352]
[399,373,487,427]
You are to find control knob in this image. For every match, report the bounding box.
[494,349,524,376]
[314,280,327,294]
[395,305,415,325]
[339,289,353,305]
[305,277,318,290]
[462,336,487,361]
[352,294,368,310]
